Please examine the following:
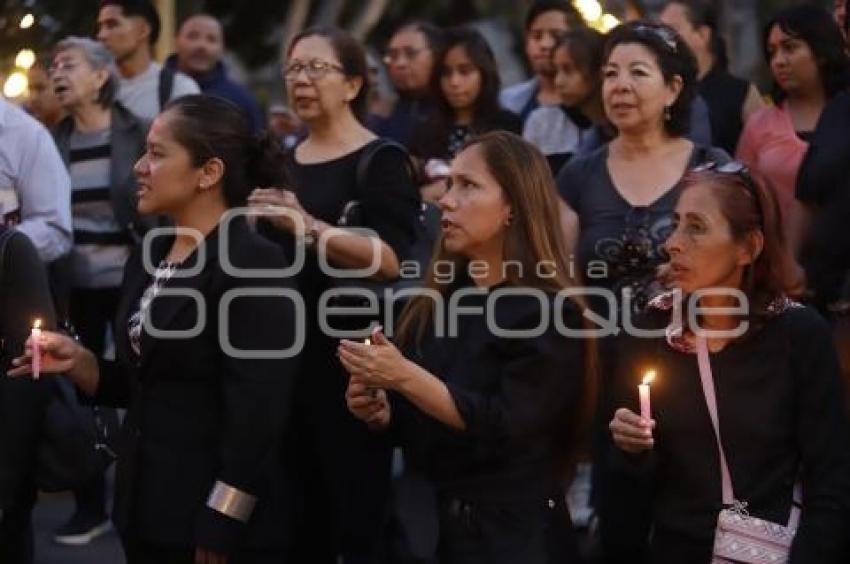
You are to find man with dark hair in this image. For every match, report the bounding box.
[500,1,590,171]
[166,14,263,133]
[96,0,198,120]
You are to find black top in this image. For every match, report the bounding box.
[263,139,420,308]
[698,65,749,155]
[409,109,523,162]
[605,304,850,563]
[796,91,850,308]
[557,145,729,316]
[394,284,586,502]
[0,229,55,512]
[93,218,300,554]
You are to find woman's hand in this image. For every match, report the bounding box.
[195,547,227,564]
[337,328,412,392]
[610,408,656,454]
[247,188,312,234]
[8,330,80,377]
[346,377,391,429]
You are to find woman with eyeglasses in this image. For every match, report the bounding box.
[374,21,444,147]
[410,27,521,203]
[49,35,152,545]
[248,26,420,564]
[604,163,850,564]
[736,5,849,255]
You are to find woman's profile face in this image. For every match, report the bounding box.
[664,182,756,295]
[553,45,594,108]
[134,111,202,217]
[602,42,681,135]
[50,48,106,111]
[766,24,821,97]
[285,35,359,125]
[438,143,512,260]
[440,45,483,115]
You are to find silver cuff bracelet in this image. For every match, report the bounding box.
[206,481,257,523]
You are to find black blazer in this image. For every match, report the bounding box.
[0,228,55,513]
[94,217,300,554]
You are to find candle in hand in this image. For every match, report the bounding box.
[31,319,42,380]
[639,369,656,420]
[363,336,377,398]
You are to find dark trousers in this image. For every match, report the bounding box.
[0,486,36,564]
[123,537,285,564]
[435,495,578,564]
[68,287,121,521]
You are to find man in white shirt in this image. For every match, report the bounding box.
[96,0,199,121]
[0,97,72,263]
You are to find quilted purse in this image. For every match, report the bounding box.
[695,336,801,564]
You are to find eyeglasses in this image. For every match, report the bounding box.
[283,59,345,82]
[383,46,429,65]
[48,61,81,75]
[632,24,679,53]
[691,160,764,224]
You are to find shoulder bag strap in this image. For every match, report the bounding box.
[695,335,736,507]
[697,335,802,528]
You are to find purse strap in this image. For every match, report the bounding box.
[695,335,802,529]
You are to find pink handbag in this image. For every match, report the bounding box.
[695,336,801,564]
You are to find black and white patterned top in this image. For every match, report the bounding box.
[127,261,180,356]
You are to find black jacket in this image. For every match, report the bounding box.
[93,217,300,554]
[0,228,55,560]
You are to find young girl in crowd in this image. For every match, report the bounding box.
[411,27,521,202]
[736,4,849,254]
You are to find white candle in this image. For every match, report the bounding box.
[31,319,42,380]
[639,369,656,420]
[363,336,377,398]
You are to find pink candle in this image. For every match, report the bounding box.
[31,319,42,380]
[639,370,656,420]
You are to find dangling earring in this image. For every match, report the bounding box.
[664,105,672,122]
[505,214,513,227]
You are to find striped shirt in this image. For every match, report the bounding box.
[69,128,130,288]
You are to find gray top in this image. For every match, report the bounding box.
[118,62,200,121]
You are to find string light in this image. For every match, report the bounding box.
[4,72,28,98]
[19,13,35,29]
[15,49,36,70]
[572,1,620,32]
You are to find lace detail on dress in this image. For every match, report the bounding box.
[127,261,180,356]
[646,290,802,354]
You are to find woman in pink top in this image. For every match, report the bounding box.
[736,5,848,253]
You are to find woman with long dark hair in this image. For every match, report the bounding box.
[605,164,850,563]
[340,131,594,563]
[411,27,521,202]
[736,4,849,254]
[12,95,300,563]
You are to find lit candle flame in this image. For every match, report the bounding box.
[364,337,371,346]
[33,319,42,330]
[642,370,656,386]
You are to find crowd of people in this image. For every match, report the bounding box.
[1,0,849,563]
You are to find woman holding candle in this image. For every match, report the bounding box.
[606,164,850,563]
[0,227,56,563]
[339,131,594,563]
[248,27,420,564]
[11,95,300,563]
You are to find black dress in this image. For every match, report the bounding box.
[260,139,420,563]
[391,282,586,563]
[603,299,850,564]
[0,229,56,564]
